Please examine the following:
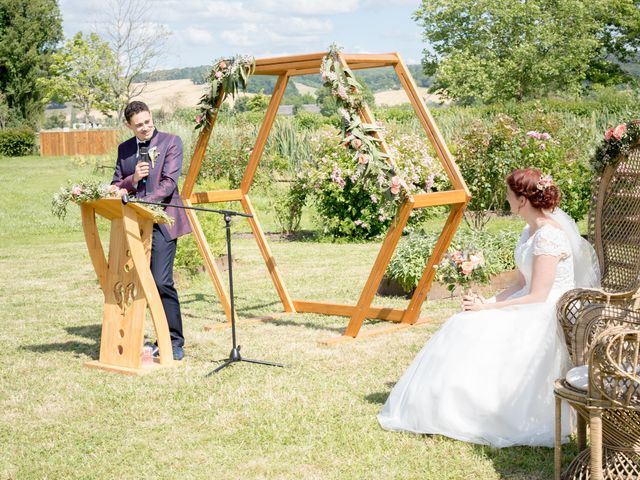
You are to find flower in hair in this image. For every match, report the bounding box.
[536,174,554,191]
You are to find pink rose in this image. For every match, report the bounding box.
[215,71,223,79]
[358,154,368,165]
[612,123,627,141]
[218,61,227,70]
[195,114,203,124]
[390,185,400,195]
[604,127,615,141]
[351,138,362,149]
[71,185,82,196]
[461,261,474,276]
[391,176,402,187]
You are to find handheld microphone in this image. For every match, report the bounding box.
[138,146,149,186]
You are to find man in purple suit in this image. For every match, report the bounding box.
[111,101,192,360]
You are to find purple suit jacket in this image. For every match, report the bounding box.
[111,130,192,240]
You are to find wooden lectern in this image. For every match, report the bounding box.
[80,198,174,375]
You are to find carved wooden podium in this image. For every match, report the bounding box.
[80,198,174,375]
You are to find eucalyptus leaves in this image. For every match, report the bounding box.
[320,44,404,199]
[195,55,256,129]
[592,120,640,174]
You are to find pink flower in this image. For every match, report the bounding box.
[450,250,463,264]
[461,261,474,276]
[71,185,82,196]
[390,185,400,195]
[358,154,368,165]
[195,114,203,124]
[215,71,223,79]
[391,176,402,187]
[539,143,546,150]
[351,138,362,149]
[337,85,348,100]
[470,253,484,267]
[218,61,227,70]
[604,127,615,141]
[612,123,627,141]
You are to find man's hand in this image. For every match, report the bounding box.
[133,161,149,183]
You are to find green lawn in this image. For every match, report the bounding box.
[0,156,577,479]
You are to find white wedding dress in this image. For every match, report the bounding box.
[378,211,600,448]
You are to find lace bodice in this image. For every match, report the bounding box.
[515,223,574,293]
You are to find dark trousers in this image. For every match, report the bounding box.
[150,225,184,348]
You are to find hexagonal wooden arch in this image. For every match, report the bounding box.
[180,51,470,344]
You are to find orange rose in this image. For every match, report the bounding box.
[461,261,474,275]
[612,123,627,141]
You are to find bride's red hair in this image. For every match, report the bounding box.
[506,168,560,210]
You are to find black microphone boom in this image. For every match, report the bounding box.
[120,194,253,218]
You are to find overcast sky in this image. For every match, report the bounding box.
[58,0,425,70]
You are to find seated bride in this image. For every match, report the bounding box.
[378,167,600,448]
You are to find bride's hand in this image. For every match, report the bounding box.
[462,293,487,311]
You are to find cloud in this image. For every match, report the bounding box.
[184,27,214,44]
[255,0,359,15]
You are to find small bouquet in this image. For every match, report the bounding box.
[52,179,173,224]
[437,247,488,294]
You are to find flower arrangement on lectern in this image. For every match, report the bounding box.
[320,44,406,200]
[194,55,256,129]
[51,179,173,223]
[592,120,640,174]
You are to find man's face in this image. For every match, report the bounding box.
[126,110,154,141]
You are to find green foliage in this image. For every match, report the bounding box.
[174,210,226,276]
[386,228,520,293]
[268,181,308,235]
[414,0,636,103]
[0,127,36,157]
[43,32,117,123]
[43,112,66,129]
[452,112,593,227]
[0,0,63,126]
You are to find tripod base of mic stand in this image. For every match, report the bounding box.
[207,345,284,375]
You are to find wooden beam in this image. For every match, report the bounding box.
[189,189,243,204]
[240,74,289,193]
[402,204,466,325]
[393,57,470,197]
[183,198,233,321]
[293,300,405,321]
[342,53,399,65]
[343,198,416,338]
[181,92,224,199]
[240,194,295,312]
[412,190,469,209]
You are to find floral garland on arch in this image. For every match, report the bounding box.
[592,120,640,174]
[320,44,407,199]
[194,55,255,129]
[51,179,173,224]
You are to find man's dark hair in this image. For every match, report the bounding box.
[124,101,150,123]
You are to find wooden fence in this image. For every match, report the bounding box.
[39,130,118,156]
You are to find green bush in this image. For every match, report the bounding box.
[385,227,521,293]
[0,128,36,156]
[174,209,227,276]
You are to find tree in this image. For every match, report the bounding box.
[101,0,171,122]
[0,0,63,126]
[413,0,639,103]
[44,32,117,125]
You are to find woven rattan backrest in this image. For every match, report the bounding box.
[587,145,640,292]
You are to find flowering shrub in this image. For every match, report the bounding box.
[293,128,446,239]
[453,114,592,225]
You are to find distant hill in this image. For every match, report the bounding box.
[135,63,433,95]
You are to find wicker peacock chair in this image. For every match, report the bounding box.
[554,305,640,480]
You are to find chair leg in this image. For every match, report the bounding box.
[555,396,562,480]
[577,414,587,452]
[589,409,603,480]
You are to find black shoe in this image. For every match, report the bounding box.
[150,343,184,361]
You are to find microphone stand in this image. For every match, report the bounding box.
[121,194,284,374]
